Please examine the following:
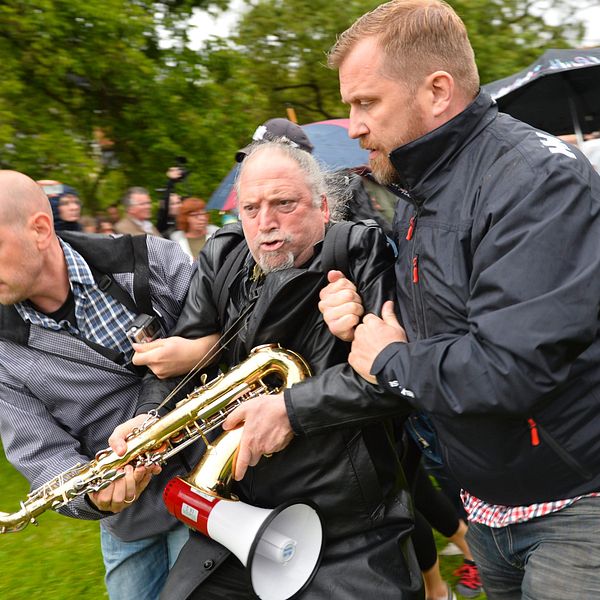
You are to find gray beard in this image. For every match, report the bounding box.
[258,251,295,274]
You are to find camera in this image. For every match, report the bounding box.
[126,314,161,345]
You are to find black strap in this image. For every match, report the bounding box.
[89,267,138,314]
[131,235,155,316]
[321,221,356,279]
[212,240,249,325]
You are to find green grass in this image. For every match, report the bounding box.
[0,448,107,600]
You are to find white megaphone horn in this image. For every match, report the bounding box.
[164,477,324,600]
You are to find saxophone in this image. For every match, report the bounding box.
[0,344,311,534]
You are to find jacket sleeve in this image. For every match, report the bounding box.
[285,223,414,434]
[135,229,239,415]
[0,383,107,521]
[374,150,600,416]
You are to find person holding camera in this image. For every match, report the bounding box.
[0,170,198,599]
[157,163,188,237]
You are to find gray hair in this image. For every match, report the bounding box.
[121,186,150,208]
[234,140,348,220]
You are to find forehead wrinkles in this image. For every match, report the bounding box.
[240,157,310,201]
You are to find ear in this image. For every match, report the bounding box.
[426,70,454,119]
[320,194,330,224]
[30,211,54,249]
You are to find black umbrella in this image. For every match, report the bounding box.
[482,48,600,142]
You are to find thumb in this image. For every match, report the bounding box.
[381,300,401,328]
[131,340,159,354]
[326,270,346,284]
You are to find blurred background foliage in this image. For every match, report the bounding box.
[0,0,591,212]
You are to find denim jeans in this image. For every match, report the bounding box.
[100,523,189,600]
[466,496,600,600]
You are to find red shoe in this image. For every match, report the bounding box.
[453,560,482,598]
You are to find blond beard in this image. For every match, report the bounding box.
[370,152,401,186]
[366,104,428,185]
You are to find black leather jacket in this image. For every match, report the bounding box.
[140,222,421,599]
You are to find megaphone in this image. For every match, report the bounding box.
[164,477,324,600]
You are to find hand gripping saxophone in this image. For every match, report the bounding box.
[0,344,311,534]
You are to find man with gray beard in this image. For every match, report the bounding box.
[112,140,422,599]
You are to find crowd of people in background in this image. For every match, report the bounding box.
[39,169,234,246]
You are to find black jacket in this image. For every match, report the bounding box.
[140,223,421,599]
[367,92,600,505]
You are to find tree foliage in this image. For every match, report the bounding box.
[0,0,590,212]
[230,0,586,122]
[0,0,243,210]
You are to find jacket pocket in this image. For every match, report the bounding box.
[344,430,386,524]
[533,419,593,481]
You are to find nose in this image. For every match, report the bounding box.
[256,204,279,232]
[347,106,368,139]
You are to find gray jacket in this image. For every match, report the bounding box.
[0,233,198,541]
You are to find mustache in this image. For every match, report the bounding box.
[255,232,293,245]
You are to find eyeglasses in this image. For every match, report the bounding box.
[59,198,81,206]
[188,212,207,218]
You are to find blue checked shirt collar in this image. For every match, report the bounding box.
[15,239,137,357]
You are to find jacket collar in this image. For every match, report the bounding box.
[389,91,497,202]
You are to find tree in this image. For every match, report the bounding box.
[0,0,234,211]
[233,0,384,124]
[228,0,586,124]
[0,0,589,212]
[453,0,586,84]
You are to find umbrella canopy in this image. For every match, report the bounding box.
[207,119,368,211]
[482,48,600,139]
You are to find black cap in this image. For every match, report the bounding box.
[235,118,314,162]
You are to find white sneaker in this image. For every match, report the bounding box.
[439,542,463,556]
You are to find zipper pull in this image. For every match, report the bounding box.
[412,255,419,283]
[528,418,540,446]
[406,216,416,241]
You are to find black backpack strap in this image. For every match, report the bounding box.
[212,239,249,324]
[88,266,139,314]
[131,235,155,316]
[60,231,155,317]
[321,221,356,279]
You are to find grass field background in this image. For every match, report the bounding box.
[0,446,107,600]
[1,446,485,599]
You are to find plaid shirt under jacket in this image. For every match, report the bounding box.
[0,234,197,542]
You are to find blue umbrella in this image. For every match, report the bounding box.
[207,119,368,211]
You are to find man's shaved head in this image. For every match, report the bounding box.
[0,170,53,228]
[0,170,67,308]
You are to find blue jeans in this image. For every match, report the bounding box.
[100,523,189,600]
[466,496,600,600]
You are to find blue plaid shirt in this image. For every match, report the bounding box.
[15,239,137,357]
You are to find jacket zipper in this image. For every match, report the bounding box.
[406,215,417,241]
[527,418,540,446]
[527,418,592,480]
[407,204,428,338]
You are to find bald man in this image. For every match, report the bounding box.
[0,171,198,599]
